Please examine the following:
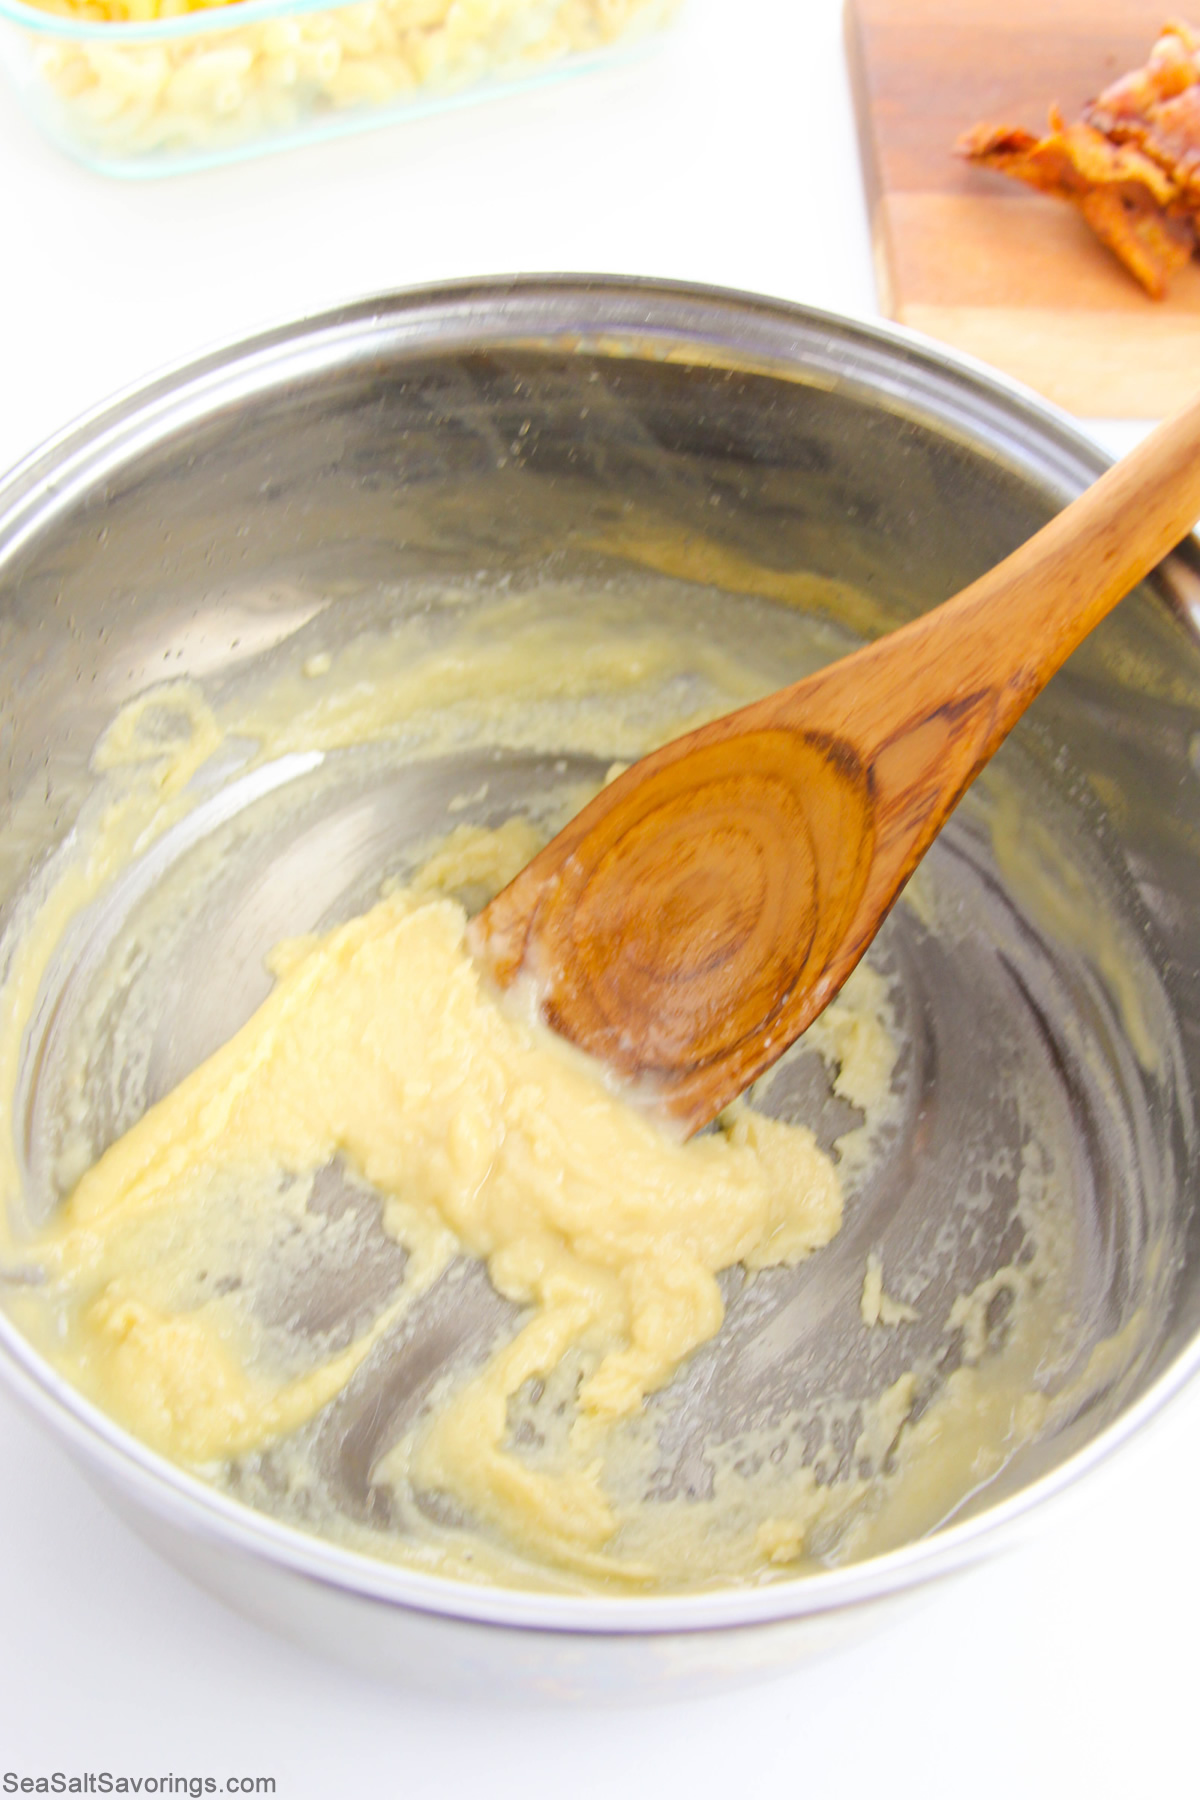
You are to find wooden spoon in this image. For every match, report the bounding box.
[469,397,1200,1136]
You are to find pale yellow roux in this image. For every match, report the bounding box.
[860,1252,919,1328]
[29,881,848,1579]
[0,578,1145,1592]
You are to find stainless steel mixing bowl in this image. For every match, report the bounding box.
[1,276,1199,1701]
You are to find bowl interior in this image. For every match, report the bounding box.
[2,283,1199,1597]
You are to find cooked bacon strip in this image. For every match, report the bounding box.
[958,21,1200,298]
[958,111,1196,297]
[1086,22,1200,201]
[1086,21,1200,140]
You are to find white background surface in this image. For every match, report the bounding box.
[0,0,1193,1792]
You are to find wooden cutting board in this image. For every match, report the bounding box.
[846,0,1200,415]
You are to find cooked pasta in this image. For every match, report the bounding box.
[17,0,675,165]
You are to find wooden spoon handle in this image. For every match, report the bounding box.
[959,390,1200,692]
[723,397,1200,1079]
[786,392,1200,766]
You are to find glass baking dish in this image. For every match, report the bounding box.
[0,0,679,176]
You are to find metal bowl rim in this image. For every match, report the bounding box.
[1,270,1197,1636]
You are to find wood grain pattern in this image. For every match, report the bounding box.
[471,389,1200,1134]
[847,0,1200,415]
